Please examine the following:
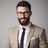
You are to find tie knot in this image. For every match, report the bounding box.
[22,28,26,31]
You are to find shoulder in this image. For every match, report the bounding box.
[8,25,18,31]
[32,23,45,34]
[31,23,44,30]
[31,23,46,38]
[8,25,18,34]
[35,25,44,31]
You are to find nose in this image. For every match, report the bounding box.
[21,14,25,18]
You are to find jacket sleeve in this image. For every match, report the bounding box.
[39,29,48,48]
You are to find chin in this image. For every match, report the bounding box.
[20,23,26,25]
[20,21,29,26]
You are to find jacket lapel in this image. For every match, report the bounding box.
[25,24,35,48]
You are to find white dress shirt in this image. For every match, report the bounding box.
[19,22,31,48]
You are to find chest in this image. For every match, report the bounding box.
[19,28,30,46]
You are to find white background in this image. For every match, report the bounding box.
[0,0,48,48]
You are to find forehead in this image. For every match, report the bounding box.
[16,6,30,12]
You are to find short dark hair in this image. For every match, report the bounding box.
[16,1,31,10]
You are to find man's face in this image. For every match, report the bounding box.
[16,6,32,26]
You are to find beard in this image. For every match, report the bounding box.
[18,17,30,26]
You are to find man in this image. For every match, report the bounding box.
[6,1,48,48]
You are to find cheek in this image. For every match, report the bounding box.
[25,15,30,18]
[17,16,21,18]
[17,15,20,18]
[25,13,31,18]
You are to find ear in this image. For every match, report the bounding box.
[30,11,32,16]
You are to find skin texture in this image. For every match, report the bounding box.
[16,6,32,26]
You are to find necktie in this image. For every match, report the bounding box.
[20,28,26,48]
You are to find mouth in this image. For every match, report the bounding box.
[20,19,27,22]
